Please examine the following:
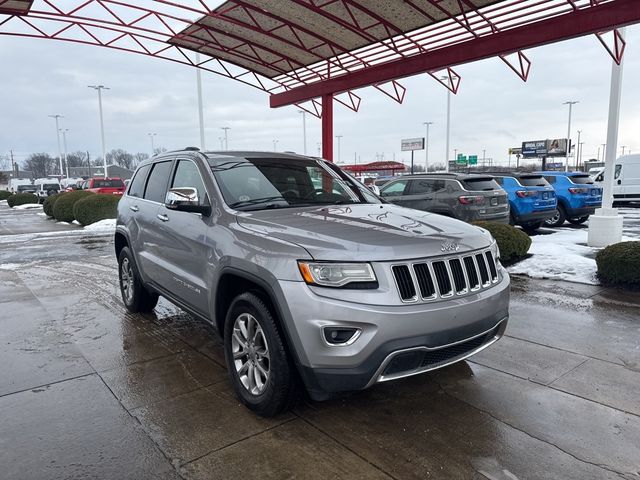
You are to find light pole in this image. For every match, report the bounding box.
[601,143,607,161]
[576,130,582,169]
[563,100,578,172]
[482,149,486,168]
[336,135,343,162]
[196,52,206,150]
[221,127,230,150]
[579,142,585,167]
[218,137,224,150]
[88,85,109,177]
[621,145,628,155]
[48,114,64,177]
[298,110,307,155]
[441,76,452,172]
[423,121,433,172]
[148,133,157,156]
[273,139,279,151]
[60,128,69,178]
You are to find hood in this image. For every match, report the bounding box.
[236,203,493,261]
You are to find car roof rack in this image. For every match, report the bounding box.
[184,146,200,151]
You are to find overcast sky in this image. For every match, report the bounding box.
[1,10,639,169]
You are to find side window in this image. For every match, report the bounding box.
[614,164,622,179]
[144,160,173,203]
[128,164,150,198]
[408,179,434,195]
[171,160,208,205]
[380,180,408,196]
[494,177,504,186]
[544,176,555,184]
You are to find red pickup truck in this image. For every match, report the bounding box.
[82,178,126,195]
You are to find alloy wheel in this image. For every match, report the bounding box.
[232,313,270,395]
[120,257,134,304]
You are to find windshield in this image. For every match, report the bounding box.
[518,176,550,187]
[17,185,34,191]
[569,175,594,185]
[43,184,59,190]
[93,179,124,188]
[211,157,380,211]
[462,178,501,191]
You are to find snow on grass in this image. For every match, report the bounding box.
[13,203,43,210]
[0,200,7,205]
[83,219,116,233]
[508,228,635,285]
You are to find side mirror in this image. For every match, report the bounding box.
[165,187,211,216]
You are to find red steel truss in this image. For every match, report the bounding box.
[0,0,638,160]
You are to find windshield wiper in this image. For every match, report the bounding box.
[229,196,287,209]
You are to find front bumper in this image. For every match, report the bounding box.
[279,267,510,399]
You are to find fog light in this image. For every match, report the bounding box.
[323,327,360,345]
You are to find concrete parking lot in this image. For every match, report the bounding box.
[1,204,640,479]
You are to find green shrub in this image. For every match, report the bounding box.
[0,190,13,201]
[43,192,66,217]
[474,221,532,263]
[7,192,38,207]
[52,190,93,222]
[73,193,121,226]
[596,241,640,286]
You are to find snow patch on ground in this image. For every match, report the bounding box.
[508,228,635,285]
[0,200,7,205]
[13,203,43,210]
[84,219,116,233]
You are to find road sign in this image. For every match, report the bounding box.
[456,154,467,165]
[401,137,425,151]
[469,155,478,165]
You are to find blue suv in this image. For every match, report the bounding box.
[491,173,557,231]
[538,172,602,227]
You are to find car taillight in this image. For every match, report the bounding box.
[515,190,537,198]
[458,195,485,205]
[568,187,589,194]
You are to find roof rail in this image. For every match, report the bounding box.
[184,146,200,151]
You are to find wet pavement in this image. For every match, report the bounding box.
[1,205,640,479]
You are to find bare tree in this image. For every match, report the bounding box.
[0,154,11,171]
[134,152,149,167]
[66,151,88,168]
[24,153,56,178]
[153,147,167,156]
[106,149,135,169]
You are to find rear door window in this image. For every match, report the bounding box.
[144,161,173,203]
[518,176,550,187]
[128,164,150,198]
[569,175,594,185]
[461,178,500,191]
[614,165,622,179]
[380,180,409,196]
[544,176,556,184]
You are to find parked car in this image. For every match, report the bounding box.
[34,178,61,202]
[539,171,602,227]
[591,154,640,206]
[8,178,33,193]
[81,177,126,195]
[116,150,510,416]
[489,173,557,231]
[16,184,37,194]
[379,173,509,224]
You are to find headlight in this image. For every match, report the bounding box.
[298,262,376,287]
[492,240,501,262]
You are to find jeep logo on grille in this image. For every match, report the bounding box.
[441,241,459,252]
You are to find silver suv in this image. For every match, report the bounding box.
[116,150,510,416]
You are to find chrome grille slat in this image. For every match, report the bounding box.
[392,248,499,303]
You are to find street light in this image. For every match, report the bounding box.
[335,135,343,162]
[423,121,433,172]
[218,137,224,150]
[60,128,70,178]
[88,85,110,177]
[298,110,307,155]
[621,145,628,155]
[576,130,582,169]
[48,114,64,177]
[148,133,157,156]
[563,100,579,172]
[221,127,230,150]
[441,76,452,172]
[273,139,279,151]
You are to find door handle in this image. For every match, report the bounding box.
[157,213,169,222]
[129,205,139,212]
[617,180,622,185]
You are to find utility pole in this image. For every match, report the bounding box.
[219,137,224,150]
[273,139,279,151]
[621,145,628,155]
[148,133,157,156]
[335,135,343,162]
[298,110,307,154]
[579,142,585,168]
[60,128,69,178]
[221,127,230,150]
[601,144,607,161]
[48,114,64,177]
[423,121,433,172]
[563,100,578,172]
[196,52,206,150]
[576,130,582,169]
[88,85,109,177]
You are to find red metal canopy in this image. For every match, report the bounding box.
[1,0,638,161]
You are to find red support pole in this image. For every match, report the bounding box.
[322,93,333,162]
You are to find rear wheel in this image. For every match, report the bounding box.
[567,216,589,225]
[523,221,543,233]
[544,205,566,228]
[224,292,297,417]
[118,246,159,313]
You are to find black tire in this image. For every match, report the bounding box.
[544,205,566,227]
[509,212,516,226]
[523,221,543,233]
[118,246,159,313]
[223,292,297,417]
[567,216,589,225]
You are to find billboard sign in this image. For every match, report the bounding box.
[401,137,425,151]
[509,147,522,155]
[546,138,569,157]
[521,140,547,157]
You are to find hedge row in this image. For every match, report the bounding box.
[0,190,12,201]
[474,221,532,263]
[596,241,640,287]
[52,191,94,222]
[43,191,121,225]
[43,192,65,217]
[7,192,38,207]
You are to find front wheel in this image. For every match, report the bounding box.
[567,216,589,225]
[224,292,297,417]
[118,246,159,313]
[544,205,566,228]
